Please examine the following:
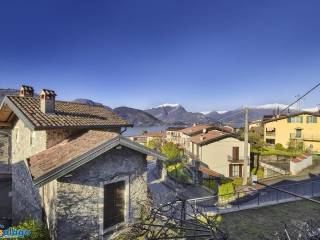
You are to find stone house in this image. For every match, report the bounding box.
[0,85,166,239]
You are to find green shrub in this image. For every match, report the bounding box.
[161,142,181,160]
[275,143,285,151]
[287,140,304,152]
[251,167,264,179]
[11,219,49,240]
[232,178,243,186]
[166,162,192,183]
[218,182,235,202]
[203,179,218,192]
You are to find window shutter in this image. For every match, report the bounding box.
[239,165,243,177]
[232,147,239,160]
[229,165,232,177]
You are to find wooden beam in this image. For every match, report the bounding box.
[0,122,12,127]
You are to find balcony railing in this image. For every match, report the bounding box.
[227,155,244,163]
[290,133,320,141]
[265,131,275,137]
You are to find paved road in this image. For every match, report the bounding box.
[147,160,178,206]
[147,160,213,206]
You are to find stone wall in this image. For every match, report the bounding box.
[11,119,47,163]
[55,146,148,240]
[39,180,57,238]
[11,160,42,224]
[11,120,47,224]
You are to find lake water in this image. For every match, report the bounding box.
[123,125,169,136]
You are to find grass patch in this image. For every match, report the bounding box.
[251,146,303,157]
[220,198,320,240]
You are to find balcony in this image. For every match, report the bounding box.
[227,155,244,164]
[290,133,320,141]
[265,131,276,137]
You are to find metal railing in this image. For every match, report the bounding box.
[266,131,276,137]
[290,133,320,141]
[185,180,320,215]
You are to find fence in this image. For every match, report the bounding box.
[185,179,320,215]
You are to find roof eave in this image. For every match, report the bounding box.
[196,134,238,146]
[33,123,133,131]
[33,135,166,187]
[2,96,36,130]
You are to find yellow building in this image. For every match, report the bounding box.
[263,112,320,151]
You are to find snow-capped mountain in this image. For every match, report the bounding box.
[254,103,289,109]
[217,110,228,114]
[156,103,181,108]
[302,107,319,112]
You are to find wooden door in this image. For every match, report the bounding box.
[104,181,125,229]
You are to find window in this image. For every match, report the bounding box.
[229,165,242,177]
[103,181,125,230]
[287,116,303,123]
[307,116,317,123]
[295,129,302,138]
[266,139,275,144]
[232,147,239,160]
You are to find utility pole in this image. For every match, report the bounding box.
[243,108,249,185]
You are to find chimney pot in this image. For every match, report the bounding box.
[40,89,56,114]
[19,85,34,97]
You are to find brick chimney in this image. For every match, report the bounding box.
[40,89,56,114]
[19,85,34,97]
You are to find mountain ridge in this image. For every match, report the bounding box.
[0,89,317,127]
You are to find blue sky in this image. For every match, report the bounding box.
[1,0,320,112]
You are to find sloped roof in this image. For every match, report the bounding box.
[0,96,131,130]
[263,112,320,124]
[191,130,236,146]
[144,131,166,138]
[29,130,118,179]
[28,130,167,187]
[180,124,217,136]
[199,166,224,178]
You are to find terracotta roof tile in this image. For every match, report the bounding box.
[191,130,232,145]
[29,130,118,179]
[180,124,217,136]
[5,96,130,129]
[144,131,166,138]
[199,166,223,178]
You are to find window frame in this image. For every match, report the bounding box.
[287,116,303,123]
[232,165,240,177]
[99,176,130,235]
[307,115,317,123]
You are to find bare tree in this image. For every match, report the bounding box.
[262,221,320,240]
[116,196,229,240]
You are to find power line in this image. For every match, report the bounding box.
[281,82,320,113]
